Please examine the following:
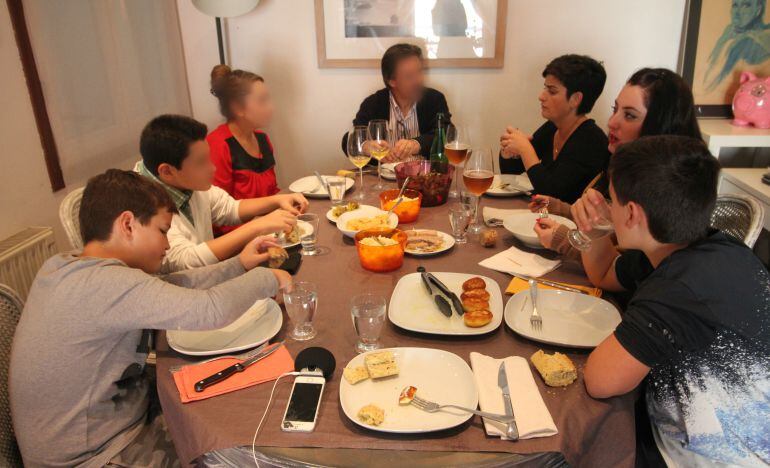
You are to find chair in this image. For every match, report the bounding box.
[710,194,765,248]
[0,285,23,467]
[59,187,84,250]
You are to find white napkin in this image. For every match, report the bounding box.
[479,246,561,277]
[483,207,521,226]
[470,352,558,440]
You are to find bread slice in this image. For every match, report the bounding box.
[342,366,369,385]
[364,351,399,379]
[357,404,384,426]
[267,246,289,268]
[530,350,577,387]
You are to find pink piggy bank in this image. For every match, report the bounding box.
[733,71,770,129]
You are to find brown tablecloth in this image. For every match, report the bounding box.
[155,179,636,468]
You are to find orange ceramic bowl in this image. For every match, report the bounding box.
[354,228,408,272]
[379,189,422,223]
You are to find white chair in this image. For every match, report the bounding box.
[0,284,23,467]
[59,187,84,250]
[711,194,765,248]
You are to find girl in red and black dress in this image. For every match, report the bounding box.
[208,65,279,234]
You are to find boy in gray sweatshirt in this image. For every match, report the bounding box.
[9,169,292,467]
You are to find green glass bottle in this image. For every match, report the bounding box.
[429,113,448,172]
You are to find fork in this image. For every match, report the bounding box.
[487,217,504,227]
[411,395,516,425]
[168,343,268,374]
[528,279,542,330]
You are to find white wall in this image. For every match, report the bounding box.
[177,0,687,187]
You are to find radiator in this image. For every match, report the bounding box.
[0,227,57,300]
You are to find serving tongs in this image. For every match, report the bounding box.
[416,266,463,316]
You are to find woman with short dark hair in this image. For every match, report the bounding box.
[500,54,609,203]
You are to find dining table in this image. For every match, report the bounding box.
[154,174,637,468]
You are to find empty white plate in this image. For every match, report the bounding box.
[388,272,503,335]
[166,299,283,356]
[504,289,620,348]
[289,175,354,198]
[502,211,576,249]
[486,174,534,197]
[339,347,478,433]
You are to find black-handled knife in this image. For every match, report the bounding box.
[194,341,283,392]
[426,273,464,316]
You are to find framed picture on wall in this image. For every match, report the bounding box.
[314,0,507,68]
[680,0,770,117]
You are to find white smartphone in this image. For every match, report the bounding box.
[281,373,325,432]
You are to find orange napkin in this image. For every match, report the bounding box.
[173,345,295,403]
[506,277,602,297]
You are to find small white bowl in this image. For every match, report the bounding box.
[336,206,399,238]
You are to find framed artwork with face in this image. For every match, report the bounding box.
[314,0,507,68]
[680,0,770,117]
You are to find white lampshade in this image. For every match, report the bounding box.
[192,0,259,18]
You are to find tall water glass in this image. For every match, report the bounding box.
[298,213,319,256]
[284,281,318,341]
[567,200,614,251]
[350,293,387,353]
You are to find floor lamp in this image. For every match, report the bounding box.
[192,0,260,65]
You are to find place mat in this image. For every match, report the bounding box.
[172,344,294,403]
[506,277,603,297]
[155,184,636,468]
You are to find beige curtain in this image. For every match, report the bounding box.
[23,0,191,182]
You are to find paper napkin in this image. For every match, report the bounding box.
[479,246,561,278]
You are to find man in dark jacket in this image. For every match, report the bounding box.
[342,43,451,161]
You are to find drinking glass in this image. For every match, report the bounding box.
[327,176,347,206]
[298,213,319,256]
[367,119,390,190]
[463,147,495,235]
[284,281,318,341]
[445,123,470,198]
[350,293,387,353]
[567,201,614,251]
[347,126,371,201]
[449,204,470,244]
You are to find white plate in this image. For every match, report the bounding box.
[166,299,283,356]
[502,210,576,249]
[336,207,399,238]
[289,175,354,198]
[486,174,534,197]
[403,229,456,256]
[276,220,313,248]
[388,272,503,335]
[380,162,400,181]
[339,347,478,433]
[504,290,620,348]
[325,204,377,224]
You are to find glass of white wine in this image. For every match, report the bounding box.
[347,126,371,201]
[367,119,389,190]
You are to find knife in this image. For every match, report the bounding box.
[313,171,330,194]
[418,270,452,317]
[497,362,519,441]
[426,273,464,316]
[194,341,284,392]
[510,272,585,294]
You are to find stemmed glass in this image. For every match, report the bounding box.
[445,123,470,198]
[367,120,390,190]
[347,126,372,201]
[463,147,495,236]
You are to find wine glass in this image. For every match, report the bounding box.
[445,123,470,198]
[347,126,371,201]
[367,119,390,190]
[463,147,495,236]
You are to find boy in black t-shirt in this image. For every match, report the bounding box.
[574,136,769,466]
